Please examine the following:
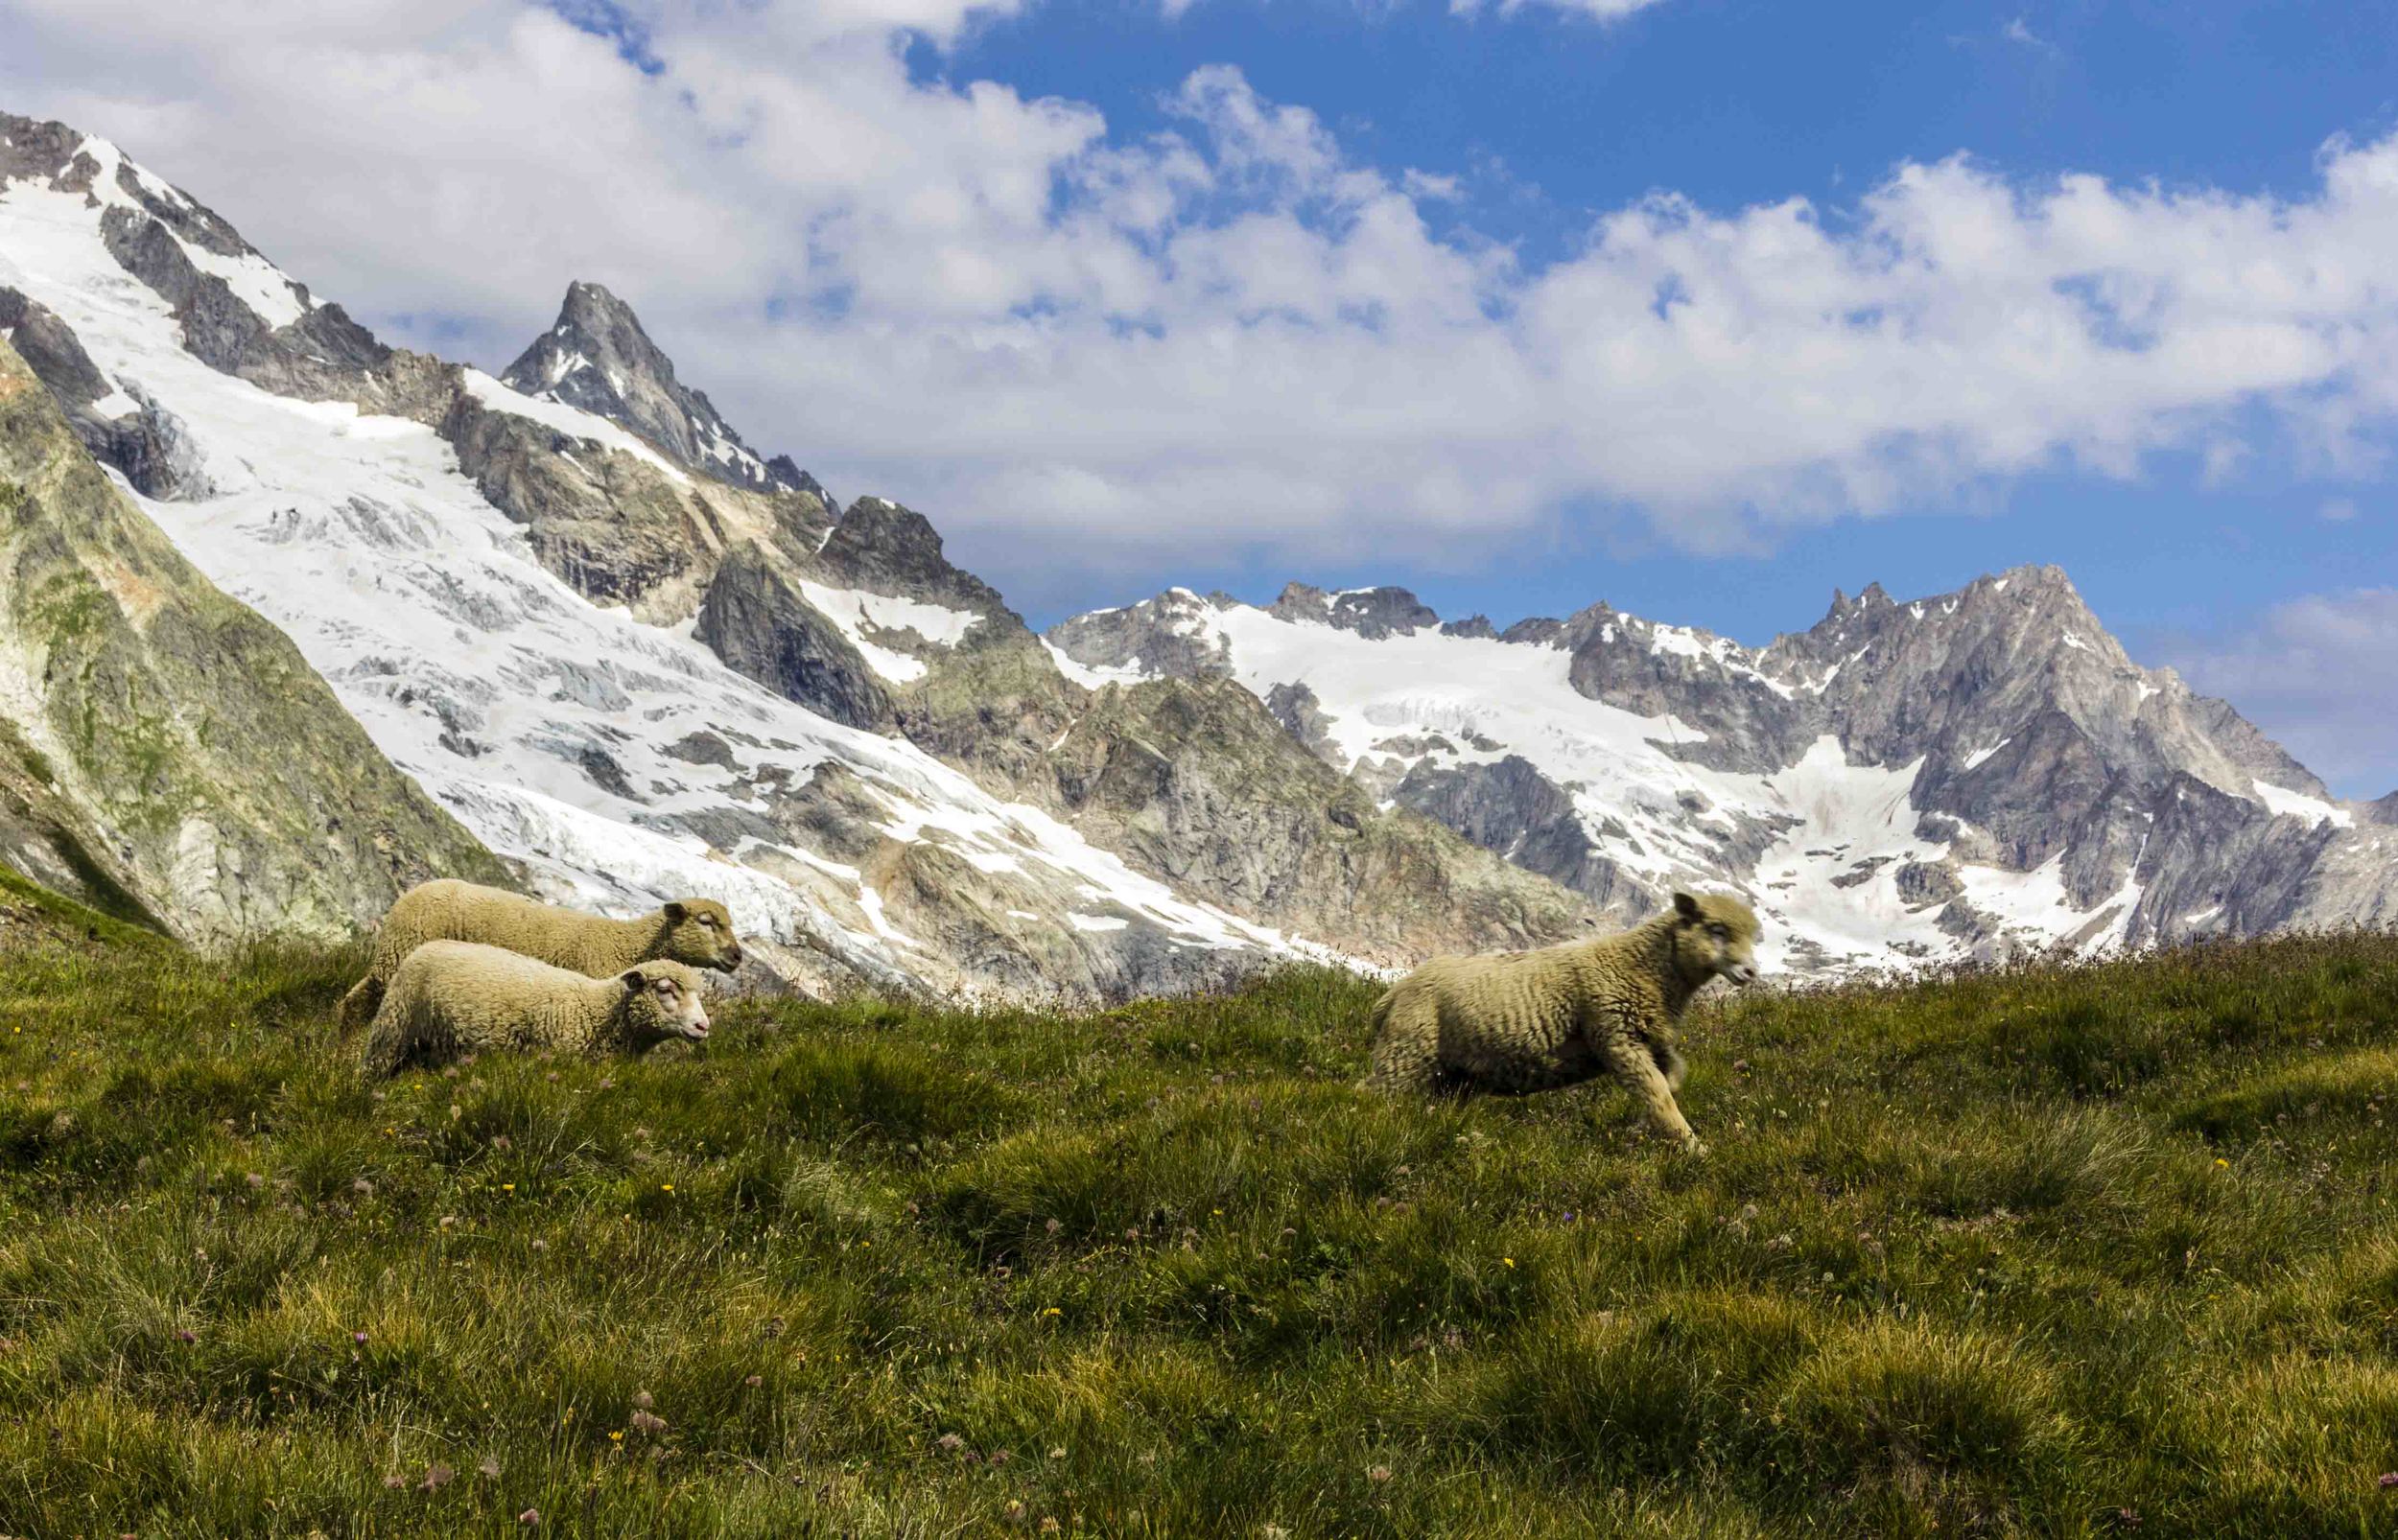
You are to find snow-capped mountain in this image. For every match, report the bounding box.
[3,105,2387,991]
[1048,577,2396,973]
[0,110,1578,996]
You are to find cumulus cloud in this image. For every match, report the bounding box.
[6,0,2398,603]
[2162,589,2398,800]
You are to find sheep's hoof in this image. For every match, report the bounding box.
[1679,1137,1709,1157]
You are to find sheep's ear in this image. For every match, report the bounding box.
[622,969,646,990]
[663,901,688,922]
[1673,891,1701,921]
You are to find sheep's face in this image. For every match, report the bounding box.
[1672,891,1761,988]
[659,898,744,973]
[623,963,713,1042]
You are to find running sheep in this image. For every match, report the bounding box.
[361,940,713,1077]
[339,879,743,1033]
[1365,891,1761,1152]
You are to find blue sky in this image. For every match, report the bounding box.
[3,0,2394,793]
[922,0,2397,626]
[931,0,2398,793]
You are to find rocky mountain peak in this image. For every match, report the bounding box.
[814,496,1014,620]
[1267,582,1440,640]
[501,280,821,500]
[1046,588,1235,681]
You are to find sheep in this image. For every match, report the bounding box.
[1364,890,1761,1152]
[361,940,712,1076]
[339,879,743,1034]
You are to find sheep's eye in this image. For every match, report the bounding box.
[698,915,717,927]
[1708,923,1728,941]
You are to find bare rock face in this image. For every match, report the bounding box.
[0,285,107,405]
[96,202,397,408]
[0,288,209,499]
[1046,589,1235,682]
[1268,582,1439,640]
[694,545,896,732]
[1044,678,1589,965]
[1264,682,1343,767]
[443,390,715,617]
[1500,616,1566,645]
[503,280,821,499]
[1559,602,1816,775]
[1391,755,1653,922]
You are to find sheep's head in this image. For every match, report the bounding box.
[657,898,744,973]
[1671,890,1761,989]
[620,962,713,1043]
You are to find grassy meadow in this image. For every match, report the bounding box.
[2,898,2396,1536]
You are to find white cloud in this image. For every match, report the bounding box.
[1400,168,1467,202]
[1450,0,1671,19]
[2001,15,2056,52]
[2163,590,2398,799]
[7,0,2398,598]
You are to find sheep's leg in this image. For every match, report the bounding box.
[1602,1028,1702,1152]
[1651,1039,1687,1093]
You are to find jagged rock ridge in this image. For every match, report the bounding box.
[1049,575,2397,973]
[502,280,822,500]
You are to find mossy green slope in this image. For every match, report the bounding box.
[4,923,2396,1536]
[0,337,507,942]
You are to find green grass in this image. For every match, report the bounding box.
[3,928,2397,1536]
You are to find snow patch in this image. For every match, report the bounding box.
[173,236,308,329]
[458,369,690,483]
[2251,782,2354,829]
[1044,641,1150,689]
[792,579,983,685]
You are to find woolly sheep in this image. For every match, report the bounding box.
[339,879,743,1033]
[361,940,713,1076]
[1365,891,1761,1152]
